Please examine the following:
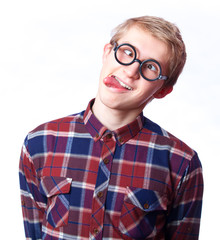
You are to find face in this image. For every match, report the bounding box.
[95,26,172,115]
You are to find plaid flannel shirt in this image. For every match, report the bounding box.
[19,99,203,240]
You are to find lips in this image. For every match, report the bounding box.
[103,75,132,90]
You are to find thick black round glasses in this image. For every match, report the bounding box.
[113,42,168,81]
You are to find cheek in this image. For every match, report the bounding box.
[140,81,163,95]
[135,82,164,104]
[100,60,118,78]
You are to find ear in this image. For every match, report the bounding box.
[153,86,173,99]
[102,43,113,63]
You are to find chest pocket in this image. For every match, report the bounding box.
[119,186,167,239]
[39,176,72,228]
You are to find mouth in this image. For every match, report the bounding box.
[104,75,133,91]
[113,75,133,90]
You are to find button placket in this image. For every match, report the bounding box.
[89,134,116,239]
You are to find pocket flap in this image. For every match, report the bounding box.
[39,176,72,197]
[124,186,167,212]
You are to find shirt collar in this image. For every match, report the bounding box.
[83,99,144,145]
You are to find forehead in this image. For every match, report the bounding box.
[118,26,170,69]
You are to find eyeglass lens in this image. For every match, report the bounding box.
[115,44,161,81]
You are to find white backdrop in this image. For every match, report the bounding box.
[0,0,219,239]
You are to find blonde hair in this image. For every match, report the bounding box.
[110,16,186,87]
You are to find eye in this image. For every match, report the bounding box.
[124,49,133,57]
[115,44,135,64]
[141,61,161,80]
[146,63,157,71]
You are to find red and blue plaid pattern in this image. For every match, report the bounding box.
[19,99,203,239]
[39,176,72,228]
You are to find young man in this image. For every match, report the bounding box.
[19,16,203,239]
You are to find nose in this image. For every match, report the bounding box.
[123,61,140,80]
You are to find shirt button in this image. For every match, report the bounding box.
[106,133,112,139]
[21,200,25,206]
[93,228,99,234]
[144,202,150,209]
[103,158,109,164]
[97,191,103,198]
[119,137,123,143]
[95,133,99,139]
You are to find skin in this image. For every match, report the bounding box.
[92,26,173,130]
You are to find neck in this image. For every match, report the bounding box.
[92,97,142,131]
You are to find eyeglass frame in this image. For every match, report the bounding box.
[113,42,168,82]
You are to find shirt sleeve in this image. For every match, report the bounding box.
[19,136,47,240]
[165,152,204,240]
